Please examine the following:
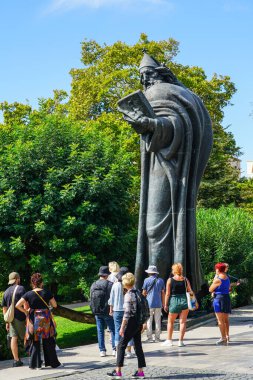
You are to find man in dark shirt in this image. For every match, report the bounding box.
[90,266,116,357]
[2,272,26,367]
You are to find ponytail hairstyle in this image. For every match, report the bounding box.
[31,273,43,288]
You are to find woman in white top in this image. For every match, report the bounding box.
[108,261,120,283]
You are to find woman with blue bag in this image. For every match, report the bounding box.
[163,263,193,347]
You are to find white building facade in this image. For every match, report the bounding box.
[247,161,253,178]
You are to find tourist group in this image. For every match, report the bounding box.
[1,261,238,378]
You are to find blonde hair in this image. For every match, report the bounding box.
[108,261,120,273]
[172,263,183,276]
[122,272,135,287]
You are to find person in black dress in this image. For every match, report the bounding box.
[16,273,61,369]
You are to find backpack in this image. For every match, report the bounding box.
[90,280,110,315]
[132,289,150,325]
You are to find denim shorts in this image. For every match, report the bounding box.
[169,294,188,314]
[213,294,231,313]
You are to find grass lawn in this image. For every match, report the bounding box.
[55,305,97,349]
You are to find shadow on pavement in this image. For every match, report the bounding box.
[146,374,224,379]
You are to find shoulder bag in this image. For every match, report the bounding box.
[4,285,19,323]
[184,278,198,311]
[146,277,158,295]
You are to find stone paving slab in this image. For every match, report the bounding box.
[1,305,253,380]
[40,363,253,380]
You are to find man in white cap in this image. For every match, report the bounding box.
[142,265,165,342]
[2,272,26,367]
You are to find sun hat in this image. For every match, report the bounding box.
[8,272,20,285]
[145,265,159,274]
[98,266,110,276]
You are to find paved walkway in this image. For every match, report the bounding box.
[1,305,253,380]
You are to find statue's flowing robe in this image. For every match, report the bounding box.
[135,82,213,291]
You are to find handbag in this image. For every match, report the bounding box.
[185,279,198,311]
[4,285,19,323]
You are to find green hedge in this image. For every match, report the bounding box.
[0,311,12,360]
[197,205,253,306]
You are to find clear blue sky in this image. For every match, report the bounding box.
[1,0,252,175]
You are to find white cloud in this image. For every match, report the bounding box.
[47,0,174,12]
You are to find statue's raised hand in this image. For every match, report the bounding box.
[123,115,155,134]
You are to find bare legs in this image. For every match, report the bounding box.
[167,309,189,341]
[11,336,19,361]
[179,309,189,341]
[167,313,177,339]
[224,313,229,340]
[216,312,229,342]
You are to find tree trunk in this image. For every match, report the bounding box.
[52,304,95,324]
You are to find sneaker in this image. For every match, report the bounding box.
[112,349,117,357]
[107,369,122,379]
[131,370,145,379]
[126,352,134,358]
[161,339,173,347]
[154,338,162,342]
[100,351,106,357]
[55,363,64,368]
[13,360,23,367]
[216,338,227,345]
[144,338,153,343]
[178,340,185,347]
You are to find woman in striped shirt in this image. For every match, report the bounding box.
[107,272,146,379]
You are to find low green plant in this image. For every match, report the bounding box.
[197,205,253,307]
[0,305,96,360]
[54,306,96,349]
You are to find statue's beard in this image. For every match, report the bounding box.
[144,79,163,91]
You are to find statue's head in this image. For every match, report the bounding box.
[139,52,179,90]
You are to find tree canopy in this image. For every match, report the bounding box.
[236,178,253,215]
[69,33,240,208]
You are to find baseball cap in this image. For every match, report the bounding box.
[8,272,20,285]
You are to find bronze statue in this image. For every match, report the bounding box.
[118,53,213,291]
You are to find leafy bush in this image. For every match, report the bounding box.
[0,112,138,297]
[197,205,253,306]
